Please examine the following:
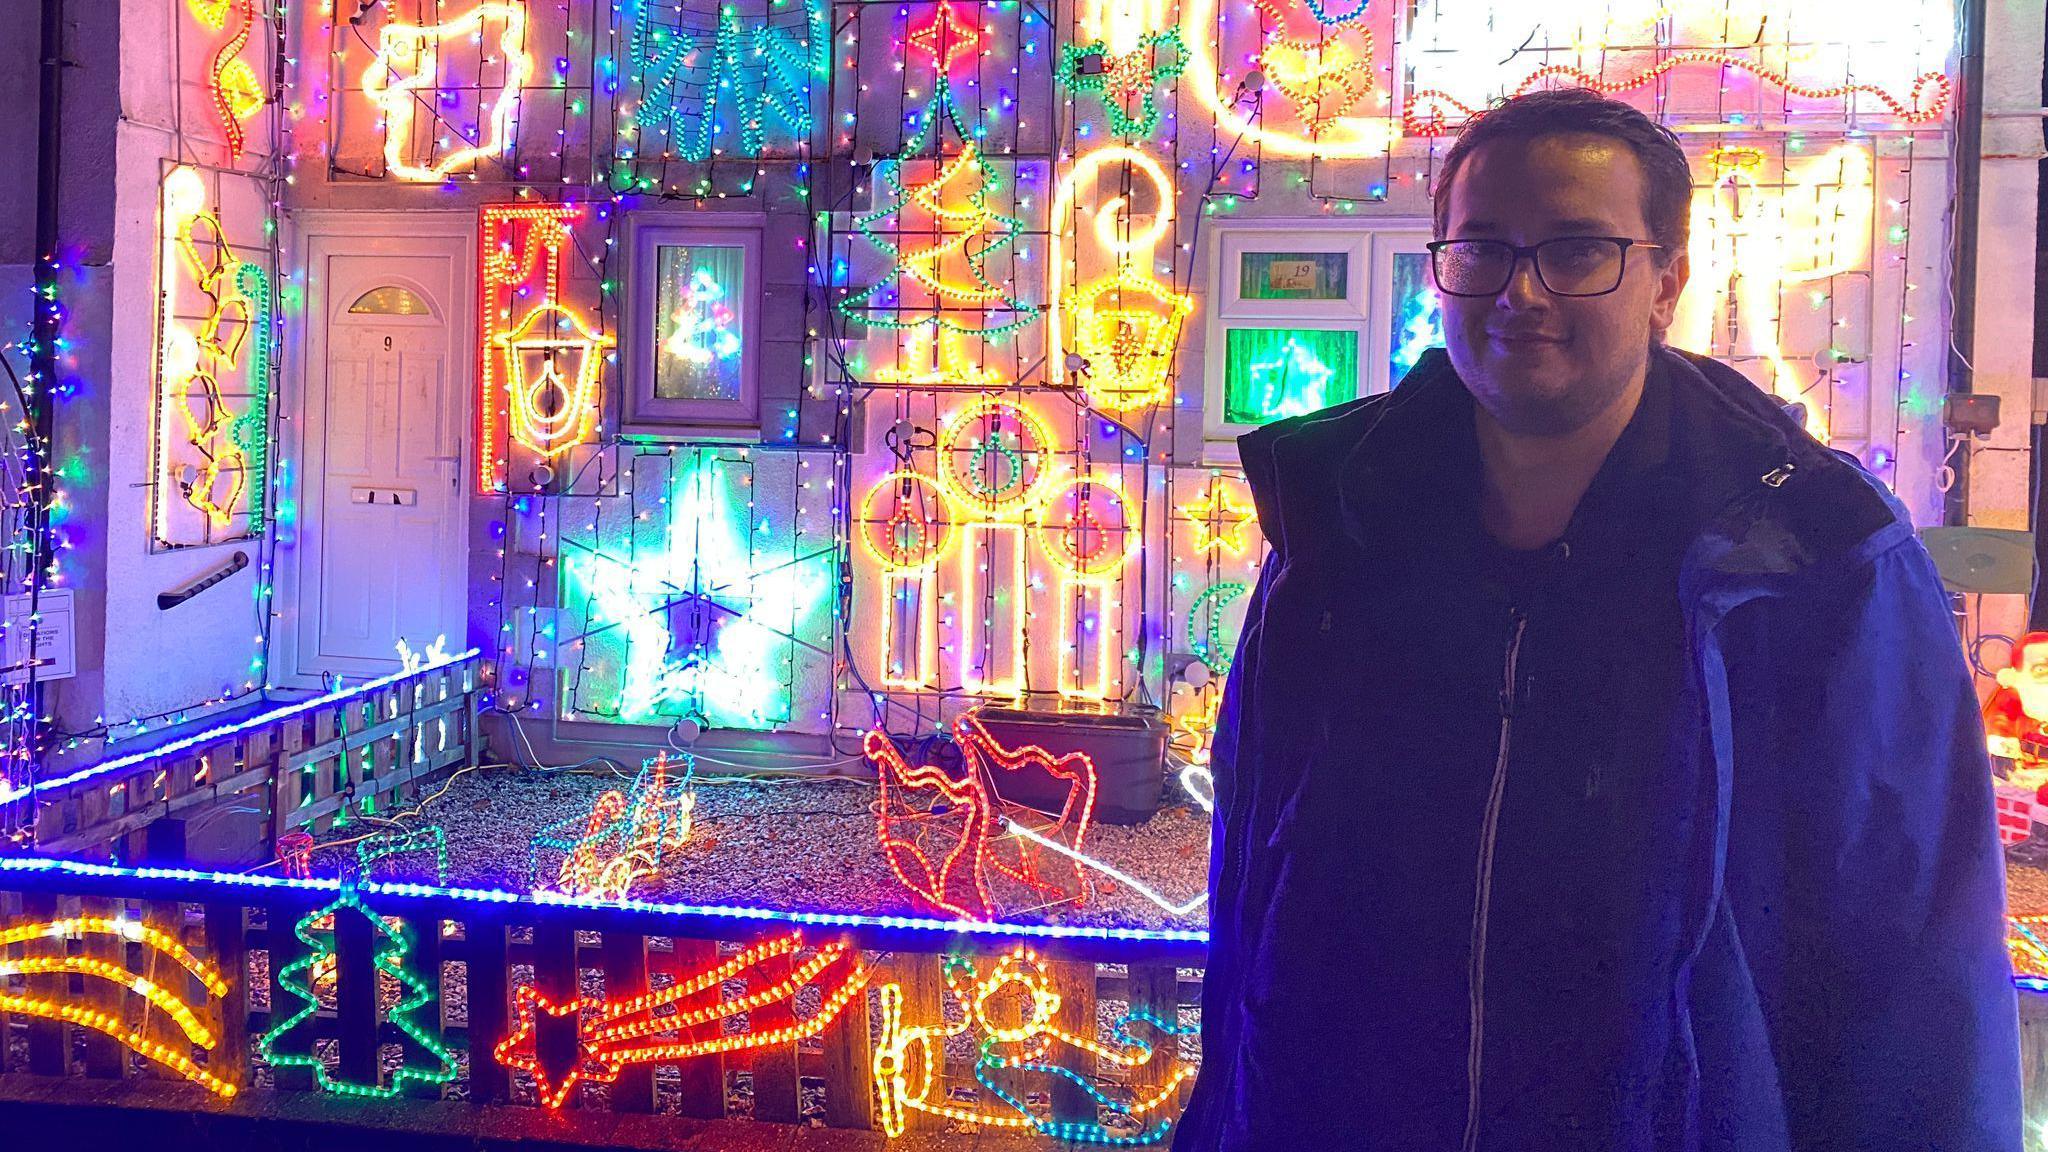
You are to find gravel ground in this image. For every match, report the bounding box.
[311,767,1212,931]
[2010,860,2048,915]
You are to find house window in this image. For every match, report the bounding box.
[1206,224,1438,443]
[627,221,762,431]
[1221,327,1360,424]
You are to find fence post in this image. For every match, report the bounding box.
[203,901,250,1093]
[465,913,510,1104]
[670,937,726,1118]
[601,929,656,1113]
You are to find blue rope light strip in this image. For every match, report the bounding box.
[0,857,1211,958]
[1,650,483,806]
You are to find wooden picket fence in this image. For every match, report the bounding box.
[0,866,1202,1146]
[27,655,481,860]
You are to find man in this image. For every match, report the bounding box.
[1175,89,2020,1151]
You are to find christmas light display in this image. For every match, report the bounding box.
[496,303,617,460]
[155,164,270,543]
[0,856,1212,950]
[1250,0,1377,123]
[663,269,742,366]
[492,929,869,1109]
[935,399,1059,696]
[358,825,451,884]
[865,712,1097,920]
[560,455,828,727]
[1034,473,1139,700]
[1177,477,1255,557]
[188,0,268,160]
[258,887,459,1098]
[623,0,827,164]
[838,95,1040,346]
[0,916,236,1096]
[860,470,959,689]
[1670,144,1875,441]
[1178,0,1398,159]
[1406,57,1949,138]
[1186,578,1249,675]
[1049,146,1192,413]
[1061,31,1186,138]
[907,1,986,74]
[873,947,1195,1143]
[1080,0,1174,55]
[363,3,534,181]
[277,829,316,878]
[478,202,590,489]
[1004,817,1208,917]
[531,754,696,900]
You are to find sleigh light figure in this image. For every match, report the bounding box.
[528,753,697,901]
[864,711,1099,920]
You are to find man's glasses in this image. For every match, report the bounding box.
[1426,236,1664,299]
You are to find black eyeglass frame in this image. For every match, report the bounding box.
[1424,236,1666,299]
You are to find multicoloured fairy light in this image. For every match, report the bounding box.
[873,947,1195,1143]
[258,887,459,1098]
[493,929,868,1110]
[859,470,959,689]
[865,712,1097,920]
[0,916,236,1097]
[478,203,589,490]
[364,3,534,181]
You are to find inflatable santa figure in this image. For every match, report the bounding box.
[1986,632,2048,778]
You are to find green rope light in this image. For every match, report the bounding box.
[257,887,458,1099]
[1059,31,1186,138]
[1188,581,1249,675]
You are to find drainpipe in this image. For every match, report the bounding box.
[1945,0,1987,527]
[28,0,64,777]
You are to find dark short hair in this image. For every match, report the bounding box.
[1432,88,1694,260]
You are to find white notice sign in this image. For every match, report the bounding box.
[3,588,75,685]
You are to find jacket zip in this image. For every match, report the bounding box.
[1462,606,1528,1152]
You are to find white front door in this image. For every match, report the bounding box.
[297,245,467,677]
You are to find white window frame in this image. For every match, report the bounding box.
[1203,220,1435,446]
[624,217,764,436]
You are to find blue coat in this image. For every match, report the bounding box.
[1175,348,2021,1150]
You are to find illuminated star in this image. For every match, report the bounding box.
[492,985,621,1110]
[1179,477,1256,555]
[1248,337,1335,419]
[909,1,983,74]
